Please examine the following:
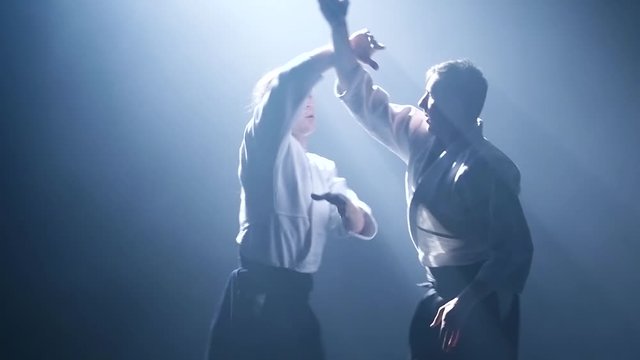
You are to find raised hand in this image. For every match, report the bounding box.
[318,0,349,27]
[349,29,385,70]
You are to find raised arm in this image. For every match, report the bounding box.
[319,0,427,164]
[245,46,334,155]
[318,0,362,89]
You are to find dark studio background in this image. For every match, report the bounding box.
[2,1,639,359]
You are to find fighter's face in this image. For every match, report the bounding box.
[418,74,456,141]
[292,96,316,138]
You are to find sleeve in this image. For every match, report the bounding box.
[244,49,332,160]
[335,67,428,164]
[327,172,378,241]
[470,166,534,294]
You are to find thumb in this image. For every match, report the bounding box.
[364,58,379,70]
[430,308,444,328]
[311,193,328,201]
[372,41,385,50]
[312,192,343,206]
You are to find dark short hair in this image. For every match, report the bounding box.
[425,59,488,124]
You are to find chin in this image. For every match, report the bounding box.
[300,127,316,136]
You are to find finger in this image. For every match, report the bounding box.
[332,195,348,214]
[445,329,456,352]
[372,40,386,50]
[441,327,450,351]
[324,195,346,217]
[312,193,347,209]
[364,31,385,49]
[318,0,339,16]
[450,329,461,348]
[324,0,348,15]
[430,308,443,328]
[312,193,340,203]
[364,58,379,71]
[324,194,342,205]
[311,193,328,201]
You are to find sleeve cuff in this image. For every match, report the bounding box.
[334,66,367,100]
[349,209,377,240]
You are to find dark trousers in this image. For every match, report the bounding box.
[207,260,324,360]
[409,263,520,360]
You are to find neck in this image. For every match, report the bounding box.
[293,134,308,149]
[440,128,482,149]
[453,120,483,143]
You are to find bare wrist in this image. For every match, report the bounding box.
[330,20,348,30]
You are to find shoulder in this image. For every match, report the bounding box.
[389,104,430,142]
[388,103,418,117]
[306,152,337,173]
[471,139,521,194]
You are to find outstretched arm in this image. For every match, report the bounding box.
[247,13,384,156]
[247,45,334,154]
[312,191,377,238]
[318,0,426,164]
[319,0,382,88]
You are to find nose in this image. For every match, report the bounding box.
[418,94,428,111]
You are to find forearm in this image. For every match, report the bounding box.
[286,45,335,81]
[459,244,532,308]
[251,45,334,145]
[330,22,360,89]
[276,44,335,95]
[454,168,533,305]
[457,277,493,307]
[334,67,416,163]
[344,205,377,239]
[473,184,533,296]
[335,188,377,240]
[356,207,377,238]
[459,251,511,304]
[343,203,366,234]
